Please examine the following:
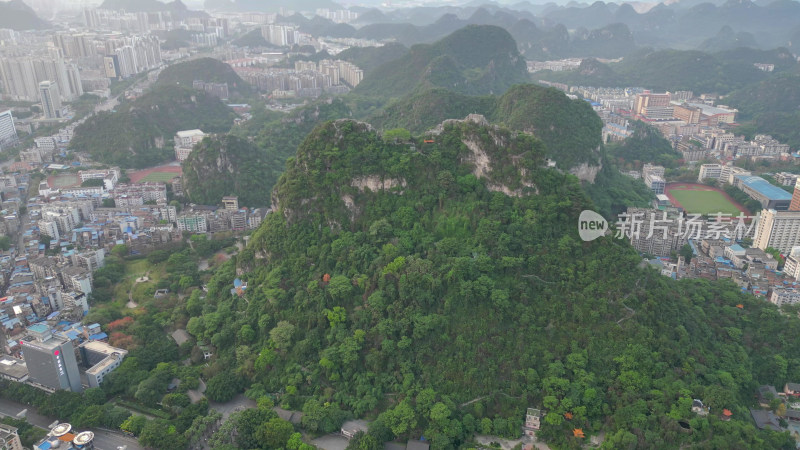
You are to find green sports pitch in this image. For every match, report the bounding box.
[668,189,743,215]
[138,172,180,183]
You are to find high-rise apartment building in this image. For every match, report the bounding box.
[0,58,81,102]
[261,24,298,46]
[627,207,688,257]
[0,110,19,150]
[753,209,800,254]
[0,58,39,101]
[39,81,63,119]
[19,324,82,393]
[790,179,800,211]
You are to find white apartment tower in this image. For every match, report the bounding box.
[0,110,19,150]
[753,209,800,254]
[39,81,63,119]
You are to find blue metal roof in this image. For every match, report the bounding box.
[736,175,793,200]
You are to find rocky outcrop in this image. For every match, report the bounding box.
[351,176,407,192]
[569,160,602,183]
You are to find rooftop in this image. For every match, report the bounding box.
[685,102,737,117]
[735,175,793,200]
[85,353,124,375]
[176,129,204,138]
[28,323,49,334]
[0,355,28,380]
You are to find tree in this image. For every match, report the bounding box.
[112,244,129,258]
[102,198,116,207]
[135,376,167,406]
[0,236,10,251]
[121,415,147,435]
[205,372,238,402]
[139,419,188,450]
[256,417,294,449]
[238,325,256,344]
[327,275,353,301]
[39,234,52,249]
[84,387,106,405]
[679,244,693,264]
[269,321,295,352]
[383,128,411,143]
[382,401,417,437]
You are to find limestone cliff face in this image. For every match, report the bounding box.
[271,115,550,229]
[569,159,602,183]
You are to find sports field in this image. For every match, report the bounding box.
[138,171,181,183]
[665,183,748,216]
[129,164,182,184]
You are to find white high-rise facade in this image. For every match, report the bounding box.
[39,81,63,119]
[0,110,19,150]
[753,209,800,254]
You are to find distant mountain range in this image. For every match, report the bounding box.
[536,46,798,93]
[203,0,338,12]
[0,0,48,30]
[99,0,209,18]
[347,0,800,52]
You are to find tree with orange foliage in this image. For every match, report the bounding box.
[107,316,135,331]
[109,332,137,349]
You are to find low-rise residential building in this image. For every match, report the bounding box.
[0,423,23,450]
[111,183,167,205]
[80,340,128,388]
[523,408,542,436]
[698,164,723,182]
[769,288,800,307]
[774,172,799,187]
[174,129,206,162]
[177,213,207,233]
[643,164,666,195]
[783,247,800,280]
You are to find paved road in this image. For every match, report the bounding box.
[209,394,256,421]
[0,398,143,450]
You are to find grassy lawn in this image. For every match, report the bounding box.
[125,259,152,276]
[670,189,742,215]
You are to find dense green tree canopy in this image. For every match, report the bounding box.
[191,118,800,448]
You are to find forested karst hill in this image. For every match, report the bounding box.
[69,85,235,168]
[182,135,270,207]
[156,57,252,97]
[725,72,800,150]
[182,99,352,206]
[0,0,48,30]
[190,116,799,449]
[537,47,797,94]
[353,25,529,99]
[369,84,603,175]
